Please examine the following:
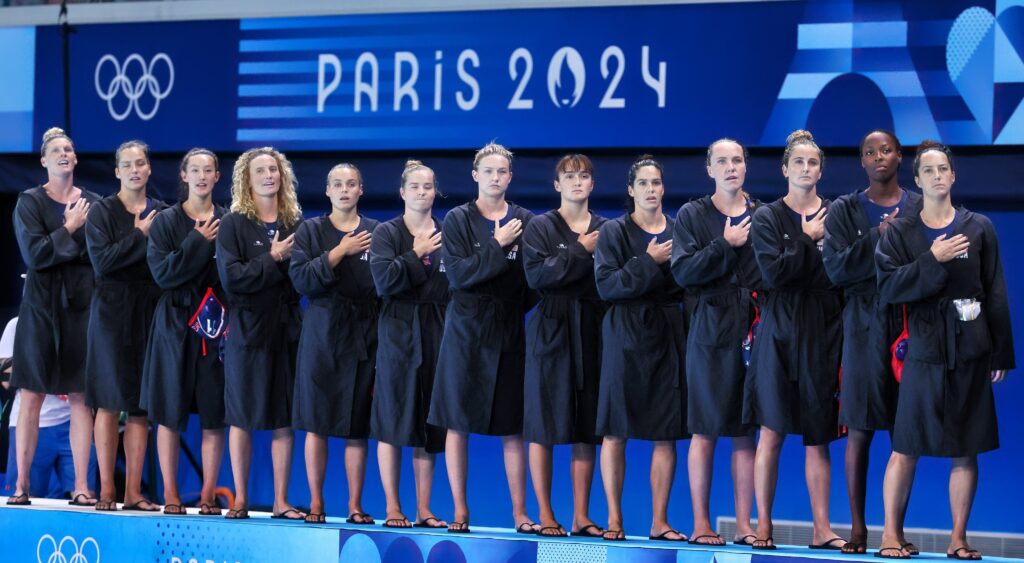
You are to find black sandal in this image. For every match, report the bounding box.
[6,493,31,506]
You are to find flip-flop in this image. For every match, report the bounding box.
[122,499,160,512]
[95,499,117,511]
[538,525,567,537]
[516,521,539,534]
[689,534,725,545]
[603,529,626,541]
[271,508,305,520]
[383,518,412,528]
[6,493,31,506]
[902,543,921,556]
[68,493,97,506]
[346,512,374,525]
[876,547,911,559]
[843,542,868,554]
[752,537,778,550]
[810,537,848,550]
[304,513,326,524]
[947,547,982,560]
[413,516,447,528]
[649,529,688,542]
[224,508,249,520]
[163,503,188,515]
[571,524,605,538]
[448,521,470,534]
[198,503,222,516]
[734,534,758,546]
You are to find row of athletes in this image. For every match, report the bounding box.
[6,127,1012,558]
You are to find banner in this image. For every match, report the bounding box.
[19,0,1024,152]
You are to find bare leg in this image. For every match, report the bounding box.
[880,452,918,556]
[345,438,370,521]
[157,425,181,506]
[503,434,535,531]
[67,393,95,500]
[843,429,873,552]
[528,442,561,534]
[228,426,252,512]
[305,432,327,516]
[948,456,980,558]
[651,440,685,540]
[271,427,302,517]
[753,426,784,547]
[570,442,600,533]
[601,436,626,539]
[378,441,406,522]
[806,444,844,546]
[412,447,443,525]
[14,390,45,497]
[93,408,120,505]
[732,434,757,541]
[445,430,469,531]
[199,428,225,508]
[688,434,724,543]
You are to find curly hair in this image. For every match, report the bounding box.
[230,147,302,228]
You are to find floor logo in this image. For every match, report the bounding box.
[37,534,99,563]
[94,53,175,121]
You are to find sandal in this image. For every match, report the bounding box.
[603,529,626,541]
[810,537,848,550]
[649,529,688,542]
[225,508,249,519]
[844,542,868,554]
[122,498,160,512]
[68,493,97,506]
[414,516,447,528]
[271,508,305,520]
[571,524,605,538]
[734,534,758,546]
[95,499,118,511]
[199,503,222,516]
[383,518,412,528]
[448,521,471,534]
[6,493,31,506]
[163,503,188,515]
[538,525,567,537]
[346,512,374,524]
[516,521,539,534]
[948,547,982,560]
[752,537,778,550]
[876,547,911,559]
[689,534,725,545]
[304,513,326,524]
[902,543,921,556]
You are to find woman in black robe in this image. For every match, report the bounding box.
[874,141,1013,560]
[216,147,305,520]
[290,163,378,524]
[85,140,167,511]
[595,155,687,542]
[427,143,539,534]
[744,130,847,550]
[140,148,226,515]
[822,130,922,554]
[523,154,608,538]
[8,128,100,506]
[370,160,449,530]
[671,139,760,546]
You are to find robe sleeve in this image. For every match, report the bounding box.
[875,226,948,304]
[670,205,735,287]
[147,211,213,290]
[751,205,819,288]
[86,201,148,277]
[370,222,426,296]
[595,220,661,300]
[442,207,509,290]
[216,214,285,294]
[13,193,82,269]
[522,215,593,290]
[288,220,338,297]
[979,218,1015,370]
[822,199,880,287]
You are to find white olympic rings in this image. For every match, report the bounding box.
[94,52,174,121]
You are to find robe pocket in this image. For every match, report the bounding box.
[529,314,566,356]
[230,308,270,347]
[450,292,480,318]
[905,309,943,364]
[621,308,661,354]
[956,313,992,362]
[693,301,736,346]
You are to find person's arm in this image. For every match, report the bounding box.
[979,218,1015,371]
[13,194,84,269]
[751,206,819,288]
[670,205,736,287]
[216,214,285,294]
[147,212,212,290]
[370,222,427,296]
[875,226,948,304]
[287,221,336,297]
[442,208,509,290]
[522,216,594,290]
[822,199,880,287]
[86,201,148,276]
[595,221,660,301]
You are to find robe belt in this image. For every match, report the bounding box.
[97,280,160,346]
[311,296,377,362]
[539,294,604,390]
[230,291,301,350]
[772,288,838,383]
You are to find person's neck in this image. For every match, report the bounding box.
[865,176,902,205]
[403,207,433,232]
[255,194,278,223]
[558,199,590,223]
[783,186,820,215]
[44,173,75,200]
[631,207,664,232]
[921,196,955,225]
[184,194,214,219]
[475,194,508,220]
[329,206,360,231]
[118,187,148,212]
[711,187,747,215]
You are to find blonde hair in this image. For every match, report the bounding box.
[40,127,72,156]
[473,142,513,170]
[782,129,825,168]
[401,159,435,186]
[230,147,302,228]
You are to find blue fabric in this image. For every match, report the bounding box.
[858,190,905,227]
[3,423,98,499]
[718,208,750,229]
[264,221,279,240]
[922,210,960,241]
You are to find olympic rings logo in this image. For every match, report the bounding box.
[94,53,174,121]
[36,534,99,563]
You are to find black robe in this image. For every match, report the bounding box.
[522,210,608,446]
[427,200,536,436]
[671,196,762,438]
[85,194,168,412]
[11,186,102,394]
[140,203,226,432]
[216,212,302,431]
[369,215,449,452]
[594,214,687,441]
[875,209,1014,457]
[823,189,923,431]
[290,215,379,438]
[744,198,843,446]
